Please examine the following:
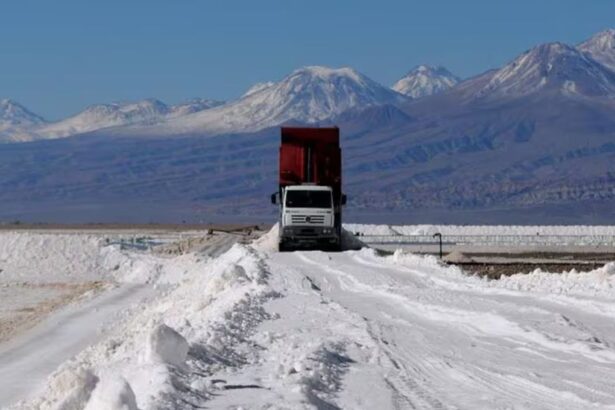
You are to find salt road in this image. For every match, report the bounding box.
[208,248,615,409]
[5,228,615,409]
[0,284,153,406]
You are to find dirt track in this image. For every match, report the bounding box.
[460,262,607,279]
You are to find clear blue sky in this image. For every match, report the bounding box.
[1,0,613,119]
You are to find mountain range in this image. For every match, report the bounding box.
[0,65,441,143]
[0,28,614,223]
[0,98,225,143]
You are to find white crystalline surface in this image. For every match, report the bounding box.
[345,223,615,235]
[3,226,615,409]
[0,231,205,284]
[83,377,138,410]
[346,224,615,251]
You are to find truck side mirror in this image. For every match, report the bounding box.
[271,193,277,205]
[341,194,347,206]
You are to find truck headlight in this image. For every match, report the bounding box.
[323,228,331,234]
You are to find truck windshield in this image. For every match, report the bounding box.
[285,190,332,208]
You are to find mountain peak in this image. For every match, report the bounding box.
[141,65,407,136]
[477,41,615,98]
[287,65,374,88]
[413,64,454,75]
[578,28,615,72]
[1,98,30,111]
[392,65,460,98]
[233,65,406,122]
[0,99,46,142]
[293,65,360,78]
[581,29,615,48]
[0,99,46,126]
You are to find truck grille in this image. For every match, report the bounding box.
[291,215,325,225]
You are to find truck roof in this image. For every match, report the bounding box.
[281,127,339,145]
[285,185,333,192]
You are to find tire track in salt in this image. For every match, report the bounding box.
[290,251,615,409]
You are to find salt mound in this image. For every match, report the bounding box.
[443,250,475,264]
[251,224,279,252]
[84,377,138,410]
[144,324,189,368]
[0,232,112,283]
[52,367,99,410]
[491,262,615,298]
[205,263,250,293]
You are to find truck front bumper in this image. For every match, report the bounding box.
[280,226,339,246]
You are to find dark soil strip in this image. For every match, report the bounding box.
[460,262,607,279]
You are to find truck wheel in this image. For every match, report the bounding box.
[278,243,289,252]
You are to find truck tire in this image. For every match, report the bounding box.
[278,242,289,252]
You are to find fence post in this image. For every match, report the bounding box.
[433,233,443,259]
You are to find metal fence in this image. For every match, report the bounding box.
[356,234,615,247]
[105,232,205,251]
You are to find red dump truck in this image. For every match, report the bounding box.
[270,127,346,251]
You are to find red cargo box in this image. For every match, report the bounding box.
[279,127,341,201]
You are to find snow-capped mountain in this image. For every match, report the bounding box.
[392,65,460,98]
[38,99,171,139]
[4,31,615,223]
[0,99,46,142]
[3,66,409,141]
[0,98,225,142]
[139,66,408,136]
[578,29,615,72]
[0,99,45,127]
[477,42,615,98]
[169,98,225,117]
